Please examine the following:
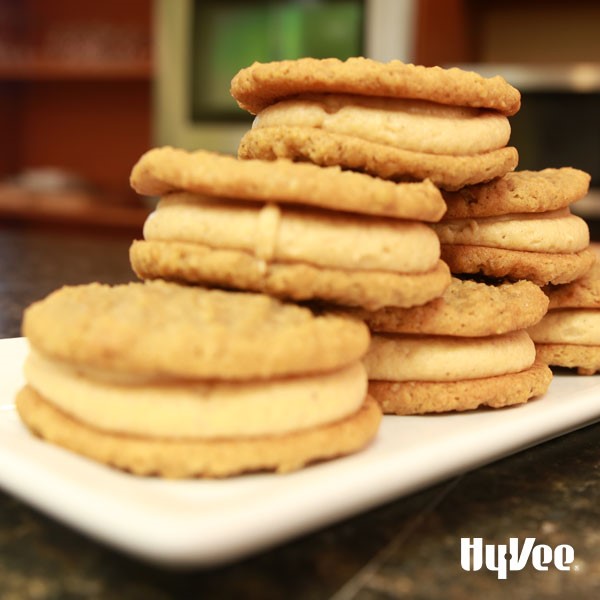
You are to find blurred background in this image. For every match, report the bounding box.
[0,0,599,232]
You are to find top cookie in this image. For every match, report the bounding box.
[131,146,446,222]
[443,168,591,219]
[545,252,600,309]
[344,278,549,336]
[230,57,521,116]
[23,281,370,380]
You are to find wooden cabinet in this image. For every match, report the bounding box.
[0,0,152,228]
[415,0,600,66]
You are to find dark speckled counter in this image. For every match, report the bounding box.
[1,222,599,599]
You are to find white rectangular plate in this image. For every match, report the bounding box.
[1,337,599,567]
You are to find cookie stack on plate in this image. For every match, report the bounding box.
[18,56,596,474]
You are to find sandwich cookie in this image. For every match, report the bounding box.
[529,254,600,375]
[433,169,595,285]
[17,281,381,478]
[349,278,552,414]
[130,147,450,310]
[232,57,520,190]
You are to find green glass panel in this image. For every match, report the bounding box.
[191,0,363,121]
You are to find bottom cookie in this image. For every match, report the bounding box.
[535,343,600,375]
[16,386,382,478]
[238,126,518,191]
[440,245,595,286]
[368,361,552,414]
[130,240,451,310]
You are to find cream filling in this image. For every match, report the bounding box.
[432,208,589,253]
[363,330,535,382]
[24,352,368,439]
[253,94,511,156]
[144,194,441,273]
[528,309,600,345]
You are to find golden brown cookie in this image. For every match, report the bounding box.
[534,344,600,376]
[16,387,382,478]
[230,57,521,116]
[443,168,591,219]
[19,282,382,477]
[130,240,451,311]
[23,280,370,379]
[238,126,519,191]
[345,278,548,337]
[544,258,600,309]
[130,146,446,222]
[368,361,552,414]
[440,245,596,286]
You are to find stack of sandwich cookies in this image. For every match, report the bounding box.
[16,281,381,478]
[347,278,552,414]
[529,257,600,375]
[433,168,595,285]
[232,57,520,190]
[130,146,451,310]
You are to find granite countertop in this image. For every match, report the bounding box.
[0,222,599,600]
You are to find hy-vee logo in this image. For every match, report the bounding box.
[461,537,574,579]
